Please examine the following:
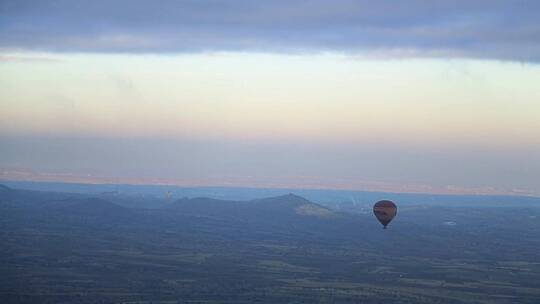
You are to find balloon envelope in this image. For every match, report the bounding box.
[373,200,397,228]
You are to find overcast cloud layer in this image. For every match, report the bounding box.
[1,0,539,61]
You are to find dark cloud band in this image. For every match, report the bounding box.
[1,0,539,61]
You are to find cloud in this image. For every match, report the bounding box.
[0,55,61,62]
[1,0,539,61]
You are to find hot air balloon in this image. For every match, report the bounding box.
[373,200,397,229]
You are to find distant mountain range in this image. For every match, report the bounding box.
[0,183,332,217]
[3,180,539,210]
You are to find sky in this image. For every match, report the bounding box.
[1,1,539,195]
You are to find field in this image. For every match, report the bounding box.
[1,184,540,303]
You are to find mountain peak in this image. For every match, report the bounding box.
[0,184,12,192]
[254,193,311,205]
[252,194,335,218]
[285,193,306,199]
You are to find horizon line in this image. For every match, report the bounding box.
[2,170,538,199]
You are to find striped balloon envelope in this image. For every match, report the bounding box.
[373,200,397,229]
